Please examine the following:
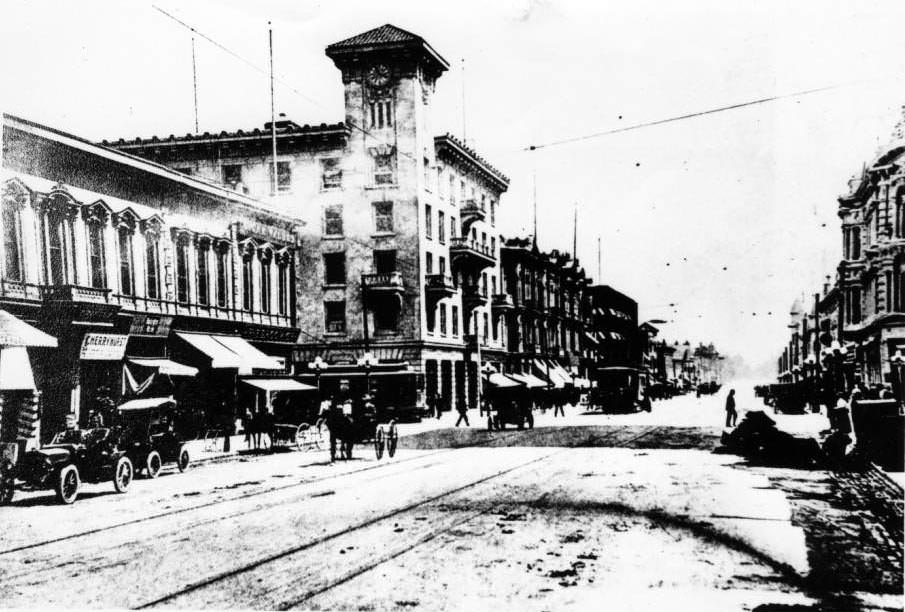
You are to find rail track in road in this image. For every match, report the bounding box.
[0,427,533,556]
[135,425,663,610]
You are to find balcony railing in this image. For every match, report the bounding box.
[425,274,455,300]
[449,237,495,272]
[0,280,44,302]
[43,284,112,304]
[361,272,405,293]
[491,293,514,311]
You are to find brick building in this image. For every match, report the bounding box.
[1,113,302,444]
[108,24,510,412]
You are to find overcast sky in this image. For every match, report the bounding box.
[2,0,904,370]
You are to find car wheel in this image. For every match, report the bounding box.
[55,464,80,504]
[145,451,162,479]
[113,456,133,493]
[374,425,386,460]
[177,446,190,472]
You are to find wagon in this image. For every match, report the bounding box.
[483,373,535,431]
[270,420,326,452]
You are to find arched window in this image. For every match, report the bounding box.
[276,251,290,316]
[851,227,862,260]
[117,227,134,296]
[259,249,272,314]
[196,239,209,306]
[175,233,191,304]
[215,243,229,308]
[2,195,24,282]
[145,233,160,300]
[87,222,106,289]
[44,207,74,286]
[242,250,254,311]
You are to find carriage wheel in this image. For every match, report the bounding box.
[295,423,309,452]
[177,446,190,472]
[386,421,398,458]
[374,425,386,460]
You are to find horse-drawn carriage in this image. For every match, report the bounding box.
[320,397,399,462]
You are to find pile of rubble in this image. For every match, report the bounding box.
[720,410,824,468]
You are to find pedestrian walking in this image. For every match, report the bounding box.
[455,402,470,427]
[554,391,565,417]
[724,388,737,427]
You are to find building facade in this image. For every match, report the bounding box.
[108,24,510,412]
[499,238,593,385]
[2,114,302,444]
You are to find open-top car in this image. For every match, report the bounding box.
[115,396,190,478]
[8,427,133,504]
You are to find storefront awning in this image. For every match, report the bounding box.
[176,333,282,373]
[0,310,57,348]
[486,373,523,388]
[118,396,175,412]
[584,332,599,346]
[128,358,198,377]
[532,360,563,388]
[548,361,575,387]
[507,372,549,388]
[0,346,35,390]
[242,378,316,392]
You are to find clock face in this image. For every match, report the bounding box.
[367,64,391,87]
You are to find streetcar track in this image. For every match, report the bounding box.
[0,425,532,556]
[135,426,661,609]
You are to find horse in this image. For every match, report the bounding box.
[319,403,355,461]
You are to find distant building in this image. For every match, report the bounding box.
[2,114,302,443]
[108,24,510,412]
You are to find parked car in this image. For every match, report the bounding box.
[115,397,190,478]
[487,398,535,431]
[7,427,133,504]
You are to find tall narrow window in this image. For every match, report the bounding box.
[374,249,396,274]
[440,305,447,335]
[260,253,271,314]
[277,258,289,316]
[176,237,190,304]
[426,252,433,274]
[46,212,67,285]
[323,252,346,285]
[321,158,342,189]
[452,305,459,336]
[118,228,133,296]
[425,204,432,239]
[438,211,445,244]
[373,202,394,233]
[216,246,229,308]
[88,223,106,289]
[886,271,893,313]
[851,227,861,260]
[2,203,22,282]
[324,205,343,236]
[242,254,253,311]
[272,161,292,193]
[145,234,160,299]
[325,301,346,333]
[196,243,209,306]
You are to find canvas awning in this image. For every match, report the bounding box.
[117,396,175,412]
[176,333,282,374]
[128,358,198,377]
[533,360,563,388]
[507,372,548,388]
[0,310,57,347]
[0,346,35,390]
[547,361,575,386]
[486,373,523,388]
[583,332,599,345]
[242,378,316,392]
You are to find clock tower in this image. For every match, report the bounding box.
[325,24,449,194]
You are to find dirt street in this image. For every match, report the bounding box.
[0,387,901,611]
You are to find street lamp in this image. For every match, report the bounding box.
[308,356,327,396]
[357,351,378,398]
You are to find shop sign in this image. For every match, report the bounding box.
[80,333,129,361]
[129,314,173,337]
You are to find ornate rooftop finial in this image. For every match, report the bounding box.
[892,104,905,142]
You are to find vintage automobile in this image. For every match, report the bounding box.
[115,397,191,478]
[484,373,535,431]
[6,427,133,504]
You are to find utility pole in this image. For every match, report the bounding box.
[191,36,199,133]
[268,22,278,196]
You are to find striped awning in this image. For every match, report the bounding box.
[0,310,57,348]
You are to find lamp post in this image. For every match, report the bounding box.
[357,351,377,399]
[308,356,327,396]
